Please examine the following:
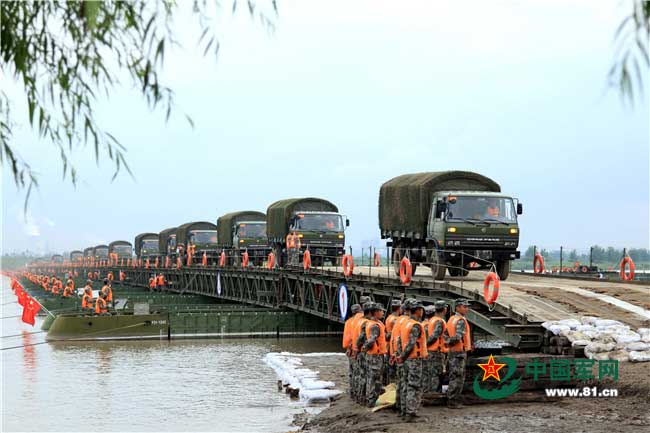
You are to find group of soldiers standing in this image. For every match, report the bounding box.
[343,296,472,422]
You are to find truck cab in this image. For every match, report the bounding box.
[288,211,347,265]
[429,191,522,279]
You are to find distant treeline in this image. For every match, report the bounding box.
[519,246,650,265]
[1,253,45,270]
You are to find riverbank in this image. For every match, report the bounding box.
[296,357,650,433]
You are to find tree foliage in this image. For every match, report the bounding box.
[0,0,274,209]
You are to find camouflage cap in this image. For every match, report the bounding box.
[350,304,362,313]
[410,300,424,310]
[424,305,435,315]
[372,302,386,311]
[390,299,401,309]
[401,299,413,311]
[362,301,374,312]
[359,295,372,304]
[434,300,449,309]
[455,299,471,307]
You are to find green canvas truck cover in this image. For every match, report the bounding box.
[109,240,132,255]
[83,247,94,257]
[266,198,339,240]
[134,233,159,256]
[379,171,501,237]
[70,250,83,260]
[217,211,266,247]
[94,244,109,257]
[176,221,218,246]
[158,227,177,255]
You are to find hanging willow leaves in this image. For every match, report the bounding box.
[0,0,276,209]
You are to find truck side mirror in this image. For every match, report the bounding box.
[346,218,350,227]
[436,201,447,218]
[517,203,523,215]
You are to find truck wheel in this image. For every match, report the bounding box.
[496,260,510,281]
[392,247,402,276]
[448,267,469,277]
[429,250,447,280]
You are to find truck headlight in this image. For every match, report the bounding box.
[338,234,344,239]
[447,227,457,233]
[509,228,518,234]
[239,240,245,244]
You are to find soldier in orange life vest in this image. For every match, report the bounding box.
[51,277,61,295]
[62,281,74,298]
[396,300,427,422]
[362,303,387,407]
[148,276,156,291]
[81,284,94,312]
[342,304,362,399]
[156,273,165,289]
[101,279,113,307]
[390,300,411,411]
[444,299,472,408]
[353,301,374,405]
[425,301,448,393]
[95,293,108,315]
[385,299,402,382]
[83,280,93,298]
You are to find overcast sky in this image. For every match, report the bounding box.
[2,0,648,255]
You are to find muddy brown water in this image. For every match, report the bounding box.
[1,276,342,432]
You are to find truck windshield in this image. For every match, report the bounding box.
[112,245,132,255]
[142,239,159,252]
[95,247,109,257]
[446,196,517,224]
[237,223,266,238]
[190,230,218,244]
[71,254,82,261]
[168,235,176,249]
[295,213,343,232]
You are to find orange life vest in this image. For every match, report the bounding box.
[51,282,60,294]
[352,317,369,351]
[342,312,362,349]
[149,278,156,289]
[365,320,388,355]
[385,313,399,334]
[101,286,113,302]
[389,315,409,355]
[82,293,94,309]
[156,275,164,287]
[446,315,471,352]
[62,286,73,297]
[426,316,447,352]
[95,297,107,314]
[400,319,428,359]
[84,285,93,297]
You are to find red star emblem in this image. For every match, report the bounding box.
[477,354,506,381]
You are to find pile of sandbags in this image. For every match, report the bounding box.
[541,317,650,362]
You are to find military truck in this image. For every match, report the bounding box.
[176,221,219,265]
[70,250,84,263]
[83,247,94,263]
[267,197,348,267]
[379,171,522,280]
[94,244,109,262]
[159,227,177,259]
[51,254,64,264]
[134,233,160,260]
[109,240,133,262]
[217,211,269,265]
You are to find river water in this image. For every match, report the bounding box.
[1,276,342,432]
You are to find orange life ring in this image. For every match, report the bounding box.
[108,272,114,281]
[303,250,312,271]
[119,271,125,282]
[483,272,500,304]
[399,257,412,285]
[581,266,588,273]
[469,261,479,269]
[219,252,226,267]
[242,252,249,268]
[342,254,354,277]
[620,257,635,281]
[176,257,182,268]
[202,252,207,267]
[533,253,545,273]
[552,267,558,273]
[373,252,381,267]
[574,261,580,268]
[267,252,275,270]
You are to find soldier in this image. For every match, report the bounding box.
[444,299,472,408]
[362,303,387,407]
[353,301,374,404]
[397,300,427,422]
[421,305,435,392]
[426,300,448,392]
[391,299,412,413]
[342,304,363,399]
[384,299,401,382]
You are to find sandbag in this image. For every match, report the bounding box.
[565,331,590,342]
[576,324,596,332]
[571,339,591,347]
[587,351,612,361]
[547,325,571,336]
[637,328,650,343]
[580,316,599,325]
[557,319,581,330]
[594,319,623,328]
[625,342,650,352]
[607,350,629,362]
[628,350,650,362]
[613,332,641,345]
[585,341,616,353]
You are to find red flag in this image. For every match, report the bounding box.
[21,298,38,326]
[18,291,27,306]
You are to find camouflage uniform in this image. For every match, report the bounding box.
[400,321,424,416]
[425,317,445,392]
[444,312,468,401]
[355,319,369,404]
[363,320,385,407]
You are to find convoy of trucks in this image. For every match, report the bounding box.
[69,250,83,262]
[61,171,521,280]
[379,171,521,280]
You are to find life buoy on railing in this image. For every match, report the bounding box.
[267,252,275,270]
[373,252,381,267]
[533,253,545,273]
[303,250,312,271]
[483,272,500,305]
[620,256,635,281]
[165,256,170,268]
[154,257,159,268]
[399,257,412,285]
[242,252,249,268]
[108,272,114,281]
[202,252,207,267]
[119,271,125,282]
[342,254,354,277]
[581,266,588,273]
[145,259,150,269]
[219,252,226,267]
